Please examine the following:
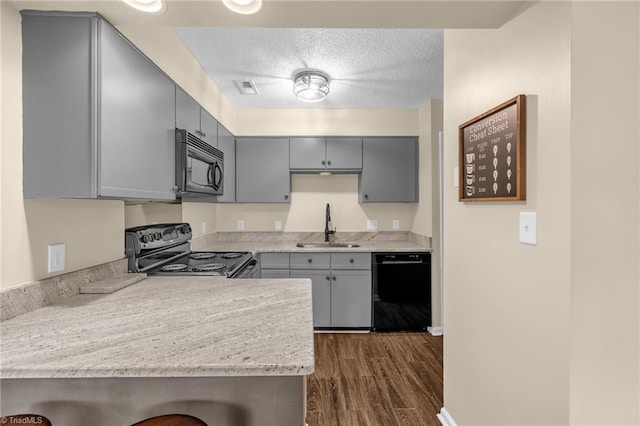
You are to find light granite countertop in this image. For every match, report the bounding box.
[194,232,432,254]
[0,276,314,379]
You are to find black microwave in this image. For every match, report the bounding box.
[175,128,224,197]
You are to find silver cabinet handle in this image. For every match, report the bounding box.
[326,276,330,281]
[327,160,332,166]
[332,276,336,281]
[307,258,313,263]
[321,160,326,166]
[349,258,354,263]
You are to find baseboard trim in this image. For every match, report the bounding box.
[437,407,457,426]
[428,326,443,336]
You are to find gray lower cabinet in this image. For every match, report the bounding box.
[217,123,235,203]
[290,270,332,327]
[259,253,290,278]
[290,252,372,329]
[290,137,362,172]
[359,137,419,203]
[22,11,175,200]
[330,270,372,328]
[236,138,291,203]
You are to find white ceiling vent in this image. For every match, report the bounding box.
[234,80,259,96]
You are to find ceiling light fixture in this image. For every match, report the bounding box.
[222,0,262,15]
[292,70,330,103]
[122,0,165,13]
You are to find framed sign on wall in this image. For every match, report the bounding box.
[458,94,526,202]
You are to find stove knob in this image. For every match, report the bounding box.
[155,233,162,240]
[141,235,148,243]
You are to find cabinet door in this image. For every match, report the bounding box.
[331,270,372,328]
[175,86,201,136]
[236,138,290,203]
[291,270,331,328]
[22,13,96,198]
[289,138,326,170]
[217,123,235,203]
[326,138,363,170]
[359,137,418,203]
[99,22,176,200]
[200,109,219,147]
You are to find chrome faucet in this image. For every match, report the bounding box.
[324,203,336,242]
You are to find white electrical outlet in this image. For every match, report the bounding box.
[201,222,208,234]
[392,219,400,230]
[367,219,378,231]
[453,166,459,188]
[275,220,282,231]
[237,220,245,231]
[48,243,66,273]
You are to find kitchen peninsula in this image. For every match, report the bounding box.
[0,276,314,426]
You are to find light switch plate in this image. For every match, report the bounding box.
[201,222,207,234]
[392,219,400,230]
[519,212,537,245]
[237,220,245,231]
[453,166,459,188]
[48,243,66,273]
[367,219,378,231]
[275,220,282,231]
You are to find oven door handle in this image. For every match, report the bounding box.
[136,251,191,273]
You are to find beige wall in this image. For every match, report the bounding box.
[569,2,639,424]
[413,99,443,328]
[0,3,125,289]
[216,107,424,233]
[124,203,182,229]
[443,2,573,423]
[443,1,640,424]
[218,174,417,233]
[235,108,419,137]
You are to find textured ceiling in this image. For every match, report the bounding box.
[173,27,443,109]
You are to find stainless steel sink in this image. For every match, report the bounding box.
[296,242,361,248]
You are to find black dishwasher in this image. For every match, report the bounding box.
[372,252,431,331]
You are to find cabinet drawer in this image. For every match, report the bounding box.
[331,253,371,270]
[290,253,330,270]
[259,253,290,269]
[260,269,290,278]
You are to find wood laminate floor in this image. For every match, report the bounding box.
[306,332,443,426]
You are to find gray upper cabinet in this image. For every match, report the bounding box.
[175,86,218,147]
[175,86,201,136]
[22,11,176,200]
[200,109,219,147]
[217,123,235,203]
[290,138,362,172]
[359,137,419,203]
[236,138,290,203]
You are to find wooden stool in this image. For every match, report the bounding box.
[0,414,51,426]
[131,414,208,426]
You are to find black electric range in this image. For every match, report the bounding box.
[125,223,254,278]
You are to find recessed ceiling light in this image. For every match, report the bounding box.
[122,0,165,13]
[222,0,262,15]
